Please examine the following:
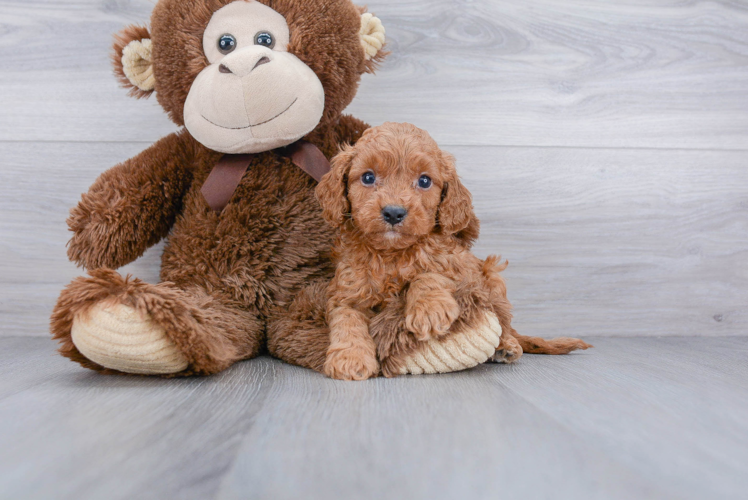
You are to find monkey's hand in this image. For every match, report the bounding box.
[67,132,194,270]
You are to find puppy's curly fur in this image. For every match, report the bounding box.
[316,123,591,380]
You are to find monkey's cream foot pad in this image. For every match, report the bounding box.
[71,302,188,375]
[399,311,502,375]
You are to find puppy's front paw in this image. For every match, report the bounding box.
[324,346,380,381]
[489,335,523,364]
[405,296,460,341]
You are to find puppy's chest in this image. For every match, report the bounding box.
[356,263,420,309]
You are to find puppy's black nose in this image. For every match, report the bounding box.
[382,205,408,225]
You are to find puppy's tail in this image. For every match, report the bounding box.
[510,329,593,355]
[483,255,508,274]
[482,256,592,354]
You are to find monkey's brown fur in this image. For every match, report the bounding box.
[316,123,591,378]
[51,0,386,375]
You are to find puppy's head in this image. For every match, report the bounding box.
[316,122,478,250]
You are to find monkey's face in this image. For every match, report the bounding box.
[113,0,387,154]
[184,1,325,154]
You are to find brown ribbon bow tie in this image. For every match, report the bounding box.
[200,140,331,213]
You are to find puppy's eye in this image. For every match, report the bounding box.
[255,32,275,49]
[218,34,237,54]
[361,171,376,186]
[418,175,432,189]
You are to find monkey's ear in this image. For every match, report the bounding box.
[359,12,387,73]
[316,146,355,228]
[437,152,478,240]
[112,25,155,98]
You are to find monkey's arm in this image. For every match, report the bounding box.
[67,130,196,270]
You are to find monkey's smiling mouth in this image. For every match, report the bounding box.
[202,98,298,130]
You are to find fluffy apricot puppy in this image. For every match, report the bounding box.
[316,123,591,380]
[316,123,592,380]
[315,122,511,380]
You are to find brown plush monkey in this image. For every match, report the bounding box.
[50,0,580,377]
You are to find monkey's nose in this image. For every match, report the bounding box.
[218,51,273,77]
[382,205,408,225]
[253,56,271,70]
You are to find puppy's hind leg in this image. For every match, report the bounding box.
[489,329,592,362]
[489,333,523,364]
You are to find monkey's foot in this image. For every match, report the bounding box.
[399,311,502,375]
[71,302,188,375]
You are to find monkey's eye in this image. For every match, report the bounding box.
[418,175,432,189]
[255,32,275,49]
[218,34,236,54]
[361,171,376,186]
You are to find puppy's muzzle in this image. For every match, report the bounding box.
[381,205,408,226]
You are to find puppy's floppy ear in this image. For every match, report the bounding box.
[437,152,478,238]
[112,25,155,99]
[316,145,355,227]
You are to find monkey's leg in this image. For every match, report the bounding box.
[265,280,333,373]
[51,269,264,376]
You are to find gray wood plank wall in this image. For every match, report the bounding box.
[1,0,746,338]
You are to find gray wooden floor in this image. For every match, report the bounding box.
[1,336,746,500]
[1,0,748,498]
